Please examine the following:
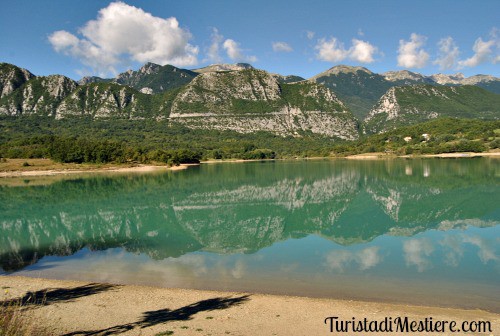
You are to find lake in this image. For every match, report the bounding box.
[1,158,499,312]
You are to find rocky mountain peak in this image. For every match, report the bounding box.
[171,68,282,114]
[430,73,466,85]
[310,65,373,80]
[461,74,499,85]
[192,63,255,74]
[139,62,161,74]
[0,63,36,98]
[383,70,429,82]
[78,76,105,85]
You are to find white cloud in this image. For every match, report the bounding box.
[222,39,257,63]
[456,28,500,68]
[49,30,119,76]
[458,37,496,68]
[397,33,430,68]
[48,1,198,76]
[434,37,460,70]
[306,30,315,40]
[440,235,464,267]
[357,29,365,37]
[325,250,352,272]
[357,247,382,270]
[403,238,434,272]
[315,37,378,63]
[205,27,224,63]
[325,247,382,272]
[315,37,349,62]
[463,235,498,264]
[350,39,378,63]
[272,41,293,52]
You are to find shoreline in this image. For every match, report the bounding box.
[1,275,498,335]
[0,162,191,178]
[1,151,499,178]
[345,151,500,160]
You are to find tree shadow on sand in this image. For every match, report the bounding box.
[64,295,251,336]
[0,283,119,308]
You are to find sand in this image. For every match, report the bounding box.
[0,164,190,178]
[1,276,498,336]
[345,151,500,160]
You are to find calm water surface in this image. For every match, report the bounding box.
[1,159,499,311]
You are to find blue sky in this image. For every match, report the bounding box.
[1,0,498,79]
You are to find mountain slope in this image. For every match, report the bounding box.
[169,68,358,139]
[55,82,158,119]
[273,74,305,84]
[364,85,500,133]
[78,63,197,94]
[114,62,197,94]
[0,75,77,116]
[310,65,393,120]
[383,70,436,85]
[310,65,500,120]
[0,63,35,99]
[192,63,254,74]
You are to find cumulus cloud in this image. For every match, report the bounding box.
[315,37,349,62]
[222,39,257,63]
[315,37,379,63]
[454,28,500,68]
[350,39,378,63]
[433,37,460,70]
[458,37,497,68]
[205,27,224,63]
[397,33,430,68]
[48,1,198,76]
[272,41,293,52]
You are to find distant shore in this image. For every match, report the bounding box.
[1,151,499,178]
[1,276,498,336]
[345,151,500,160]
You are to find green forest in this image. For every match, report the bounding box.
[1,116,499,165]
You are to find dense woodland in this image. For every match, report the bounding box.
[1,116,499,165]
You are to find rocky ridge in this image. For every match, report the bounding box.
[0,63,35,99]
[364,84,500,133]
[311,65,500,120]
[169,69,358,139]
[0,75,77,116]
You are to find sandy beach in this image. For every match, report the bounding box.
[0,162,190,178]
[1,276,498,336]
[345,151,500,160]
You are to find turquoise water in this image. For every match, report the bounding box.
[1,159,499,311]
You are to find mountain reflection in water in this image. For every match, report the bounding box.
[1,159,498,310]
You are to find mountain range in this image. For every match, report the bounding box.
[0,61,499,138]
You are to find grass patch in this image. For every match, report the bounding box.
[0,298,51,336]
[0,158,138,173]
[155,331,174,336]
